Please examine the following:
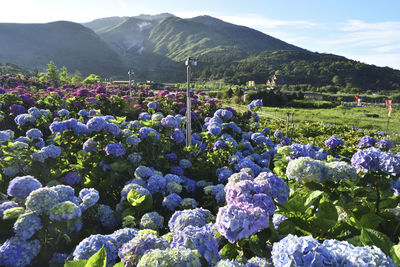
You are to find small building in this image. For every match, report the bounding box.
[247,81,255,87]
[266,75,286,87]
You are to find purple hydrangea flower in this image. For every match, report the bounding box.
[325,136,345,148]
[351,147,381,172]
[86,117,106,132]
[273,130,283,139]
[214,140,227,150]
[358,136,377,148]
[376,139,394,150]
[162,193,182,211]
[171,128,185,143]
[215,202,269,243]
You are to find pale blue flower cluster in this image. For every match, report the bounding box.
[13,213,42,240]
[272,234,396,267]
[49,201,81,221]
[118,232,169,266]
[137,247,202,267]
[135,165,153,178]
[25,187,59,214]
[286,157,326,183]
[247,99,263,110]
[162,193,183,211]
[0,237,41,267]
[204,184,226,203]
[126,135,141,146]
[73,234,118,264]
[140,211,164,230]
[95,204,120,230]
[168,208,215,233]
[171,224,220,265]
[7,175,42,201]
[79,188,100,211]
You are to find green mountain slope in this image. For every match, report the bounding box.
[0,21,127,77]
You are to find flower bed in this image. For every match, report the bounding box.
[0,76,399,266]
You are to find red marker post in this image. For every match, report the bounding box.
[385,98,392,132]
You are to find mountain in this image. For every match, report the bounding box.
[0,21,127,76]
[0,14,399,91]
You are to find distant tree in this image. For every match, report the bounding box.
[83,74,101,84]
[332,75,342,86]
[44,61,60,83]
[72,70,83,84]
[59,66,71,85]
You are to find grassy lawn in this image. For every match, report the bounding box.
[225,102,399,135]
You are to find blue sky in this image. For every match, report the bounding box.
[2,0,400,70]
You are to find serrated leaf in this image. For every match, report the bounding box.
[277,220,296,235]
[220,243,239,260]
[127,189,152,212]
[359,213,383,229]
[64,259,88,267]
[85,246,107,267]
[304,190,323,208]
[360,228,393,255]
[379,197,399,210]
[390,243,400,265]
[248,234,269,258]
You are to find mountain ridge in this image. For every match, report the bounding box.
[0,14,399,91]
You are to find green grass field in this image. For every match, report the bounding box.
[226,103,399,135]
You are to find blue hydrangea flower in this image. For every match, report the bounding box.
[95,204,120,230]
[73,122,88,135]
[234,158,262,176]
[0,237,41,267]
[49,121,68,133]
[140,212,164,230]
[26,128,43,139]
[247,257,272,267]
[181,176,196,193]
[351,147,381,172]
[104,123,121,136]
[0,201,19,217]
[254,171,290,204]
[126,135,141,146]
[73,234,118,264]
[83,138,98,152]
[108,228,138,249]
[52,185,75,203]
[128,152,142,164]
[41,144,62,158]
[181,198,198,209]
[25,187,59,214]
[0,130,14,142]
[171,128,185,143]
[162,193,182,211]
[139,112,151,121]
[216,202,269,243]
[78,109,89,117]
[214,140,227,150]
[271,234,334,267]
[49,253,69,267]
[105,143,126,157]
[379,152,400,176]
[147,174,167,194]
[165,152,177,162]
[170,166,184,176]
[86,116,106,132]
[135,165,153,178]
[358,136,377,148]
[272,213,288,230]
[58,109,70,117]
[14,213,42,240]
[168,208,215,233]
[216,167,233,183]
[49,201,82,221]
[204,184,226,203]
[179,159,192,169]
[286,157,326,183]
[139,127,160,141]
[3,165,19,177]
[161,115,179,128]
[31,150,48,163]
[171,224,220,265]
[64,172,82,186]
[120,183,151,203]
[325,136,345,148]
[322,239,396,266]
[280,137,292,146]
[137,247,202,267]
[7,175,42,201]
[118,232,169,266]
[79,188,99,211]
[376,139,394,150]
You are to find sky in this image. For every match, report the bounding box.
[2,0,400,70]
